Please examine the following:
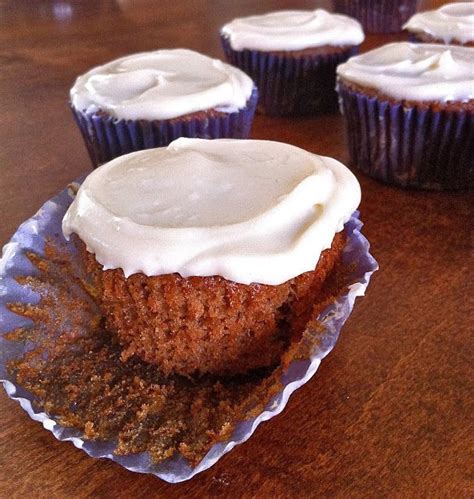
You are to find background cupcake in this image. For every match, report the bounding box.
[404,2,474,46]
[62,138,361,377]
[221,9,364,116]
[337,42,474,190]
[70,49,258,168]
[333,0,419,34]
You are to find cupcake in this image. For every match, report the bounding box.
[220,9,364,116]
[62,138,361,376]
[337,42,474,190]
[403,2,474,47]
[333,0,418,34]
[70,49,258,168]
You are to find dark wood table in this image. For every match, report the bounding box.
[0,0,471,496]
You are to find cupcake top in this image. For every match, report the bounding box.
[70,49,254,121]
[221,9,364,51]
[337,42,474,103]
[62,138,360,285]
[403,3,474,44]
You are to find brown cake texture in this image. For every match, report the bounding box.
[408,31,474,47]
[95,106,237,124]
[260,44,359,58]
[7,234,354,465]
[337,79,474,112]
[78,232,346,377]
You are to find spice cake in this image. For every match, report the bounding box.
[403,3,474,46]
[337,42,474,190]
[70,49,258,167]
[62,138,361,376]
[220,9,364,116]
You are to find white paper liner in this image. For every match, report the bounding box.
[0,183,378,483]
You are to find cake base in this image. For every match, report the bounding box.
[408,31,474,47]
[79,233,346,377]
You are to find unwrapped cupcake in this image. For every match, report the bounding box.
[404,2,474,46]
[333,0,419,34]
[62,138,361,376]
[221,9,364,116]
[70,49,258,168]
[337,42,474,190]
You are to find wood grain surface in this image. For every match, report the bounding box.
[0,0,471,497]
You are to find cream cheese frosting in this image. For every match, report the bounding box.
[403,3,474,44]
[337,42,474,102]
[70,49,254,121]
[62,138,361,285]
[221,9,364,51]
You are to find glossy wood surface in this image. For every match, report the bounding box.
[0,0,471,497]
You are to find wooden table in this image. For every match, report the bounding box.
[0,0,470,496]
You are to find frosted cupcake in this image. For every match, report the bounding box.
[333,0,418,34]
[337,42,474,190]
[62,138,361,376]
[70,49,258,168]
[404,2,474,46]
[220,9,364,116]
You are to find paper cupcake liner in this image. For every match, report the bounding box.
[333,0,418,34]
[71,87,258,168]
[0,183,378,483]
[337,84,474,190]
[221,36,357,116]
[407,33,423,43]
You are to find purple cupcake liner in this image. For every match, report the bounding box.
[337,83,474,190]
[71,87,258,168]
[407,32,423,43]
[0,181,377,483]
[333,0,418,34]
[221,35,358,116]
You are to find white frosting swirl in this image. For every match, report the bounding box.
[403,3,474,44]
[221,9,364,51]
[337,42,474,102]
[70,49,254,121]
[62,138,360,285]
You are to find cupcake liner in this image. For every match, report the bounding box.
[71,87,258,168]
[333,0,418,34]
[337,83,474,190]
[221,36,357,116]
[0,182,378,483]
[407,33,423,43]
